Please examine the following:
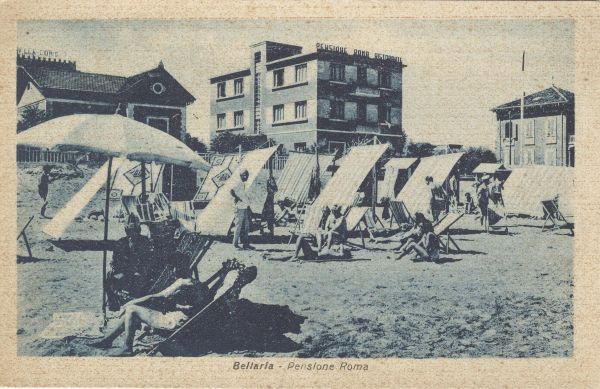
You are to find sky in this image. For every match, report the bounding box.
[17,19,574,148]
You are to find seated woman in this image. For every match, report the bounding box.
[106,214,154,311]
[91,262,256,356]
[318,204,348,255]
[293,205,349,259]
[396,214,439,261]
[390,212,427,250]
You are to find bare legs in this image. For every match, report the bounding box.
[90,305,156,355]
[396,240,429,261]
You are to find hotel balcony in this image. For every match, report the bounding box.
[317,117,401,135]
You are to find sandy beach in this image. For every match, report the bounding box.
[17,164,573,357]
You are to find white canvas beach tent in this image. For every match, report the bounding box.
[472,162,507,175]
[275,151,336,204]
[302,143,390,235]
[502,165,574,217]
[195,146,279,235]
[379,157,419,200]
[396,153,464,217]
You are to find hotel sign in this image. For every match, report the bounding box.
[17,47,61,59]
[316,42,401,63]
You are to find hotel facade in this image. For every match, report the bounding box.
[491,85,575,167]
[209,41,406,152]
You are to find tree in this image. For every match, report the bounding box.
[184,133,208,154]
[210,132,269,154]
[17,105,48,133]
[456,146,497,175]
[404,141,436,158]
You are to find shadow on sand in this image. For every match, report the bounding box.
[17,255,61,264]
[156,298,306,356]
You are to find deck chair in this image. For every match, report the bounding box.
[143,260,257,356]
[389,200,413,228]
[541,199,574,235]
[432,212,464,254]
[287,202,310,244]
[346,207,369,248]
[148,231,214,294]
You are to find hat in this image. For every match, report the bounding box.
[482,174,491,181]
[239,168,249,176]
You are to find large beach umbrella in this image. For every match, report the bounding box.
[17,114,210,320]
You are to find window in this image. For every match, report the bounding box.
[234,111,244,127]
[379,106,391,123]
[526,120,535,138]
[330,63,345,81]
[546,118,556,138]
[147,117,169,134]
[151,82,166,95]
[254,51,261,63]
[357,102,367,122]
[504,122,511,139]
[294,142,307,151]
[514,124,518,141]
[357,66,367,85]
[379,71,391,88]
[545,148,557,166]
[273,69,284,87]
[295,101,307,119]
[217,113,226,129]
[295,63,307,83]
[273,105,284,122]
[330,101,345,119]
[234,78,243,95]
[524,148,535,165]
[217,82,226,98]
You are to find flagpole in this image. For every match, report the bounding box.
[102,156,113,324]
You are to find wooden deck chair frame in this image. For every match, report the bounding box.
[148,232,214,294]
[347,207,369,248]
[144,260,252,356]
[433,212,464,254]
[287,202,309,244]
[541,200,574,235]
[389,200,414,228]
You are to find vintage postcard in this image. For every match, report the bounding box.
[1,1,600,388]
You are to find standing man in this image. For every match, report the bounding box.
[477,175,491,232]
[38,165,59,218]
[231,169,252,250]
[261,174,278,237]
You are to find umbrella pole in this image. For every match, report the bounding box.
[102,157,113,324]
[141,162,147,201]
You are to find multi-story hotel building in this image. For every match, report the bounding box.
[209,41,406,152]
[491,85,575,167]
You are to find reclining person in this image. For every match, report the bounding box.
[388,212,428,249]
[92,263,257,356]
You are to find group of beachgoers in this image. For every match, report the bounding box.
[224,167,509,262]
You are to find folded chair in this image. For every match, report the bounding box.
[541,199,574,235]
[143,260,257,356]
[432,212,464,254]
